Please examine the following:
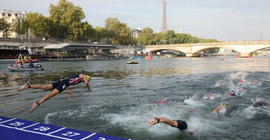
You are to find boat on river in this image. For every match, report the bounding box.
[126,61,138,64]
[0,43,42,63]
[7,64,44,71]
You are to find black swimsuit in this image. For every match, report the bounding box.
[175,120,188,131]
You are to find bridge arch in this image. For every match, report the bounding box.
[191,45,241,54]
[145,41,270,57]
[148,48,187,54]
[247,45,270,53]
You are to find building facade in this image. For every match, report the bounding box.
[219,48,232,54]
[130,27,143,38]
[0,9,31,38]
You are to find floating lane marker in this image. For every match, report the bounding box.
[0,116,131,140]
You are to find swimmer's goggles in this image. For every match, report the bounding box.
[220,103,226,107]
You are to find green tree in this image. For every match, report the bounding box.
[198,38,218,43]
[105,17,121,44]
[49,0,85,41]
[165,30,176,44]
[74,21,94,42]
[137,27,154,45]
[24,12,49,39]
[175,33,192,44]
[0,18,11,38]
[12,20,29,38]
[153,33,164,45]
[117,23,132,45]
[104,17,132,45]
[93,26,109,42]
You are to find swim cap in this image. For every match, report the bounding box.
[251,84,253,86]
[86,75,90,82]
[220,103,226,107]
[240,80,243,82]
[231,90,235,93]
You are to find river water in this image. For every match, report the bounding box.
[1,56,270,140]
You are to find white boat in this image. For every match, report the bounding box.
[7,65,44,71]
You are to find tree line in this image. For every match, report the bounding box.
[0,0,218,45]
[137,28,218,45]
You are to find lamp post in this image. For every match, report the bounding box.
[64,31,66,42]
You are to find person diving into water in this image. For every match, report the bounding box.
[17,74,91,114]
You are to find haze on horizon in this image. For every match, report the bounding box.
[1,0,269,41]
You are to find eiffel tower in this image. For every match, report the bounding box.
[161,0,168,33]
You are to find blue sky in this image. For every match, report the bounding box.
[1,0,269,41]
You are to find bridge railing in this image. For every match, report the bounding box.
[145,40,270,47]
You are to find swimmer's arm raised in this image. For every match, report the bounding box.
[211,106,221,113]
[252,80,257,84]
[217,80,225,84]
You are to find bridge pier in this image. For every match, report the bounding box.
[186,53,200,57]
[240,53,251,58]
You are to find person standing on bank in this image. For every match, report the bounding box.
[17,74,91,114]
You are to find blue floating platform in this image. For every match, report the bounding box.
[0,116,131,140]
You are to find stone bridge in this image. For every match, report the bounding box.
[145,41,270,58]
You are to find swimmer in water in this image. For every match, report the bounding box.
[211,103,230,114]
[148,116,189,133]
[253,101,264,107]
[202,94,215,100]
[215,80,225,86]
[239,79,248,85]
[217,80,225,84]
[17,74,91,114]
[224,90,236,97]
[155,98,169,103]
[251,80,261,86]
[236,71,247,77]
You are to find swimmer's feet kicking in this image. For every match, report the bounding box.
[17,83,30,91]
[148,116,159,127]
[29,101,40,114]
